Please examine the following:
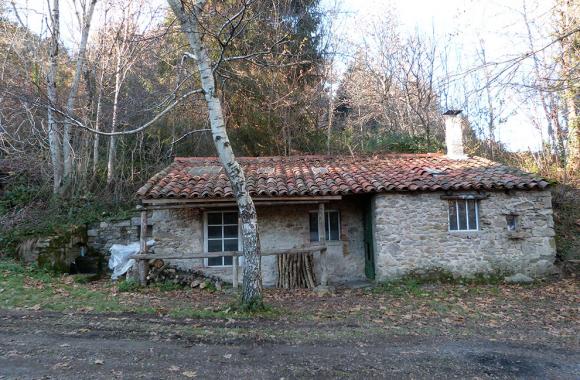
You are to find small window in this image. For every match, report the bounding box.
[448,200,479,231]
[506,214,518,231]
[136,225,153,239]
[309,210,340,241]
[205,211,238,267]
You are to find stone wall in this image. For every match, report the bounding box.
[87,216,142,256]
[17,226,87,272]
[146,198,367,286]
[372,190,556,280]
[150,208,205,271]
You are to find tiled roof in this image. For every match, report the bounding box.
[137,154,550,200]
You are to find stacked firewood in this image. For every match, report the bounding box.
[276,252,316,289]
[147,259,223,289]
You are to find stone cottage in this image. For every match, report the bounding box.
[134,112,556,286]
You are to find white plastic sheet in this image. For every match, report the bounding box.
[108,240,155,280]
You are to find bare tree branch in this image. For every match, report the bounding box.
[52,88,204,136]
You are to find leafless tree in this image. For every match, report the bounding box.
[62,0,97,187]
[332,14,444,154]
[46,0,63,194]
[558,0,580,173]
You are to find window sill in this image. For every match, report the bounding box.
[448,230,480,238]
[311,240,342,245]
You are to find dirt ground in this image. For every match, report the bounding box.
[1,277,579,379]
[0,308,578,379]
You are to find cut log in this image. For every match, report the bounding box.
[276,252,316,289]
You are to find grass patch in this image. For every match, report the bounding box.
[373,268,511,296]
[117,278,141,293]
[72,274,102,284]
[372,278,426,297]
[0,259,281,320]
[0,258,123,312]
[151,280,187,292]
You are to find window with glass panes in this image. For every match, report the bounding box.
[205,211,239,267]
[309,210,340,241]
[448,199,479,231]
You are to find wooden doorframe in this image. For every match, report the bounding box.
[363,197,376,280]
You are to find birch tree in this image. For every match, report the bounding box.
[43,0,98,194]
[104,0,148,187]
[167,0,263,306]
[47,0,63,194]
[62,0,97,185]
[558,0,580,173]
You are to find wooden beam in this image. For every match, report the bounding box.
[254,200,337,206]
[142,203,236,211]
[141,200,339,211]
[318,203,328,286]
[129,244,327,260]
[141,195,342,206]
[131,251,242,260]
[138,210,148,286]
[440,193,489,200]
[232,256,238,289]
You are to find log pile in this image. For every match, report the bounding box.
[276,252,316,289]
[146,259,223,289]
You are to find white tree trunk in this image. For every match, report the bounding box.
[92,67,104,175]
[560,0,580,173]
[47,0,64,194]
[63,0,97,182]
[566,88,580,173]
[106,54,122,187]
[168,0,263,305]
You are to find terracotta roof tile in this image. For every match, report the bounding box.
[137,154,550,200]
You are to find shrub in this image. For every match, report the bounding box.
[0,184,42,214]
[117,278,140,292]
[152,281,186,292]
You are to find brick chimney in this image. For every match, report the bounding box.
[443,110,466,159]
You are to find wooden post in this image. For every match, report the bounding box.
[138,209,148,286]
[318,203,328,286]
[232,255,238,289]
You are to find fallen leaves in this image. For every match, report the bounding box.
[54,288,70,297]
[23,278,45,290]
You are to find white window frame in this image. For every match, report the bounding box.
[448,199,479,232]
[506,214,519,232]
[309,210,341,241]
[204,210,241,267]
